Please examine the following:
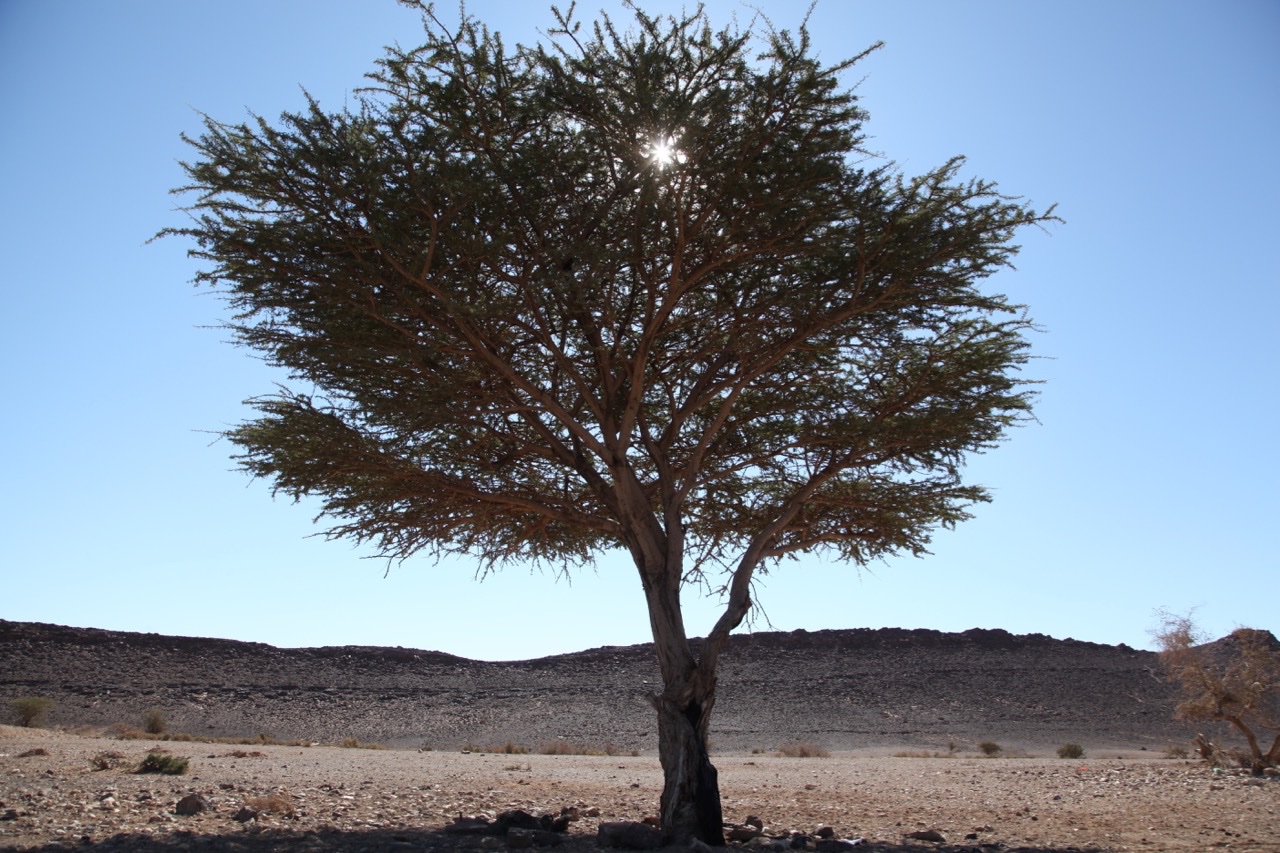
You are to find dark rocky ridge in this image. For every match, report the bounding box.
[1,620,1195,753]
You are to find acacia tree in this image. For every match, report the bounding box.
[1154,613,1280,772]
[169,3,1052,842]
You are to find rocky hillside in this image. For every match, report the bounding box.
[0,620,1195,753]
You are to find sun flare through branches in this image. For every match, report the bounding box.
[644,135,684,169]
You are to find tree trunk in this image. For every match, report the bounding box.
[652,678,724,845]
[630,536,727,845]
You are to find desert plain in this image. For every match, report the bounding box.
[2,621,1277,852]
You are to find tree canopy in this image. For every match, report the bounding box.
[168,2,1053,841]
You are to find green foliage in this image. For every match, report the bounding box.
[165,3,1051,582]
[136,753,189,775]
[1056,743,1085,759]
[978,741,1002,757]
[143,708,167,735]
[9,696,54,728]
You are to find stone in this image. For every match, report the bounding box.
[530,830,567,847]
[446,816,498,835]
[745,815,764,830]
[540,813,571,832]
[497,809,542,832]
[174,793,211,816]
[507,828,534,848]
[728,826,763,842]
[815,839,864,852]
[232,806,258,823]
[904,829,946,843]
[814,826,835,839]
[597,820,669,849]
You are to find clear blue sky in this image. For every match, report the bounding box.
[2,1,1276,661]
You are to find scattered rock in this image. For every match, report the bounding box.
[728,825,763,841]
[815,839,863,852]
[17,748,49,757]
[597,820,669,849]
[232,806,258,823]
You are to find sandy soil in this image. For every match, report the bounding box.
[2,726,1275,852]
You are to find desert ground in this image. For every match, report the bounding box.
[2,724,1277,853]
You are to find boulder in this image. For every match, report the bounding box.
[174,793,211,816]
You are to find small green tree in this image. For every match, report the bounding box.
[1154,612,1280,772]
[166,3,1053,842]
[1056,742,1084,759]
[9,696,54,728]
[143,708,167,735]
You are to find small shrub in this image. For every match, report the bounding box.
[1163,744,1189,759]
[136,753,189,775]
[776,741,831,758]
[9,696,54,728]
[143,708,168,735]
[1057,743,1085,759]
[17,748,50,757]
[978,741,1002,757]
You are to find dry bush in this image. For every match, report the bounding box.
[246,792,295,817]
[136,753,189,775]
[539,739,576,755]
[90,751,127,771]
[1057,743,1085,759]
[17,748,50,758]
[978,741,1003,757]
[338,737,386,749]
[776,741,831,758]
[484,741,530,754]
[1154,612,1280,771]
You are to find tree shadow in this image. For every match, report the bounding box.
[9,825,1108,853]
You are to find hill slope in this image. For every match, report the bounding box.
[0,620,1194,752]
